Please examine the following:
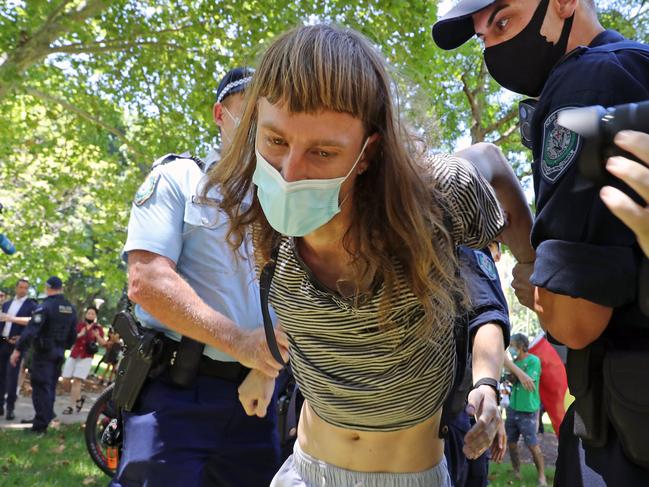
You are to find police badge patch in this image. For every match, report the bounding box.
[474,250,498,281]
[541,108,582,183]
[134,171,160,206]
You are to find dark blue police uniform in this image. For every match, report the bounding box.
[15,293,76,432]
[444,246,510,487]
[528,30,649,485]
[0,297,37,415]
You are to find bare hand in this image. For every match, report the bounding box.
[517,372,535,392]
[9,350,20,368]
[490,418,507,463]
[463,385,501,460]
[512,262,535,310]
[600,130,649,258]
[238,369,276,417]
[7,336,17,345]
[0,313,8,321]
[235,326,289,379]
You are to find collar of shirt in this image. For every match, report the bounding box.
[203,148,221,172]
[589,29,625,48]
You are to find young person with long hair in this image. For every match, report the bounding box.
[208,24,534,487]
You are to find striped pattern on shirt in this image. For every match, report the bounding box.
[269,153,505,432]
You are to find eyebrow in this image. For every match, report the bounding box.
[487,4,509,27]
[259,121,348,148]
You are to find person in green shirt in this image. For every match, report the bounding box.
[505,333,546,486]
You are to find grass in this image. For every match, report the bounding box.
[0,424,107,486]
[0,416,556,486]
[489,463,555,487]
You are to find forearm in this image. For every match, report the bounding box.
[128,255,244,357]
[534,287,613,349]
[456,143,535,262]
[503,355,523,377]
[10,317,30,326]
[471,323,505,383]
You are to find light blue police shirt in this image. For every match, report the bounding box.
[123,151,264,362]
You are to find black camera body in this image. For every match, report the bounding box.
[557,101,649,186]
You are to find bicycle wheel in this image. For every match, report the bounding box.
[84,383,120,477]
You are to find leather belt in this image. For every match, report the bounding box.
[159,337,249,384]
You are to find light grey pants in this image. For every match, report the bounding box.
[270,442,453,487]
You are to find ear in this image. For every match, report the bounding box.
[555,0,578,19]
[359,132,381,173]
[213,102,224,128]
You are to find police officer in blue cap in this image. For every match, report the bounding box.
[10,276,77,434]
[433,1,649,484]
[111,67,289,486]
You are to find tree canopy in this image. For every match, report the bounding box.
[0,0,647,316]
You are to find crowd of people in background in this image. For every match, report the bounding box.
[0,278,122,431]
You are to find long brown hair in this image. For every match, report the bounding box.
[206,24,463,330]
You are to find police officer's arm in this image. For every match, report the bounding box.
[455,143,536,267]
[459,247,509,460]
[128,251,288,378]
[534,289,612,350]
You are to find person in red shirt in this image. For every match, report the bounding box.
[61,306,107,414]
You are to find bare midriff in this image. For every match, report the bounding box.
[298,400,444,473]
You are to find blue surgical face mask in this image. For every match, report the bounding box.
[508,346,519,360]
[253,138,369,237]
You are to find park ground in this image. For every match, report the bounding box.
[0,397,557,487]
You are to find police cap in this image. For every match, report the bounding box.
[432,0,496,50]
[215,67,254,105]
[46,276,63,289]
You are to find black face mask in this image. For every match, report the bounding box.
[484,0,574,97]
[85,318,94,324]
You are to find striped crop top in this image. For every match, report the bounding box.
[268,153,504,432]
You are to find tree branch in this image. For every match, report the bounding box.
[493,122,520,146]
[47,40,181,55]
[40,0,75,31]
[461,73,479,124]
[24,87,145,159]
[483,105,519,136]
[0,0,109,99]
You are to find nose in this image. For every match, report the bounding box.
[472,10,491,46]
[281,149,308,183]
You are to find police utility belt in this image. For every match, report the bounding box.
[568,339,649,469]
[111,310,249,412]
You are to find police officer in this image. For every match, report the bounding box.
[112,67,289,487]
[10,276,76,434]
[433,1,649,484]
[444,244,510,487]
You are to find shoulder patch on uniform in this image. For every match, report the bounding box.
[134,171,160,206]
[32,312,44,324]
[474,250,498,281]
[541,108,582,184]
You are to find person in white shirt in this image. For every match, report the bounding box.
[0,279,37,420]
